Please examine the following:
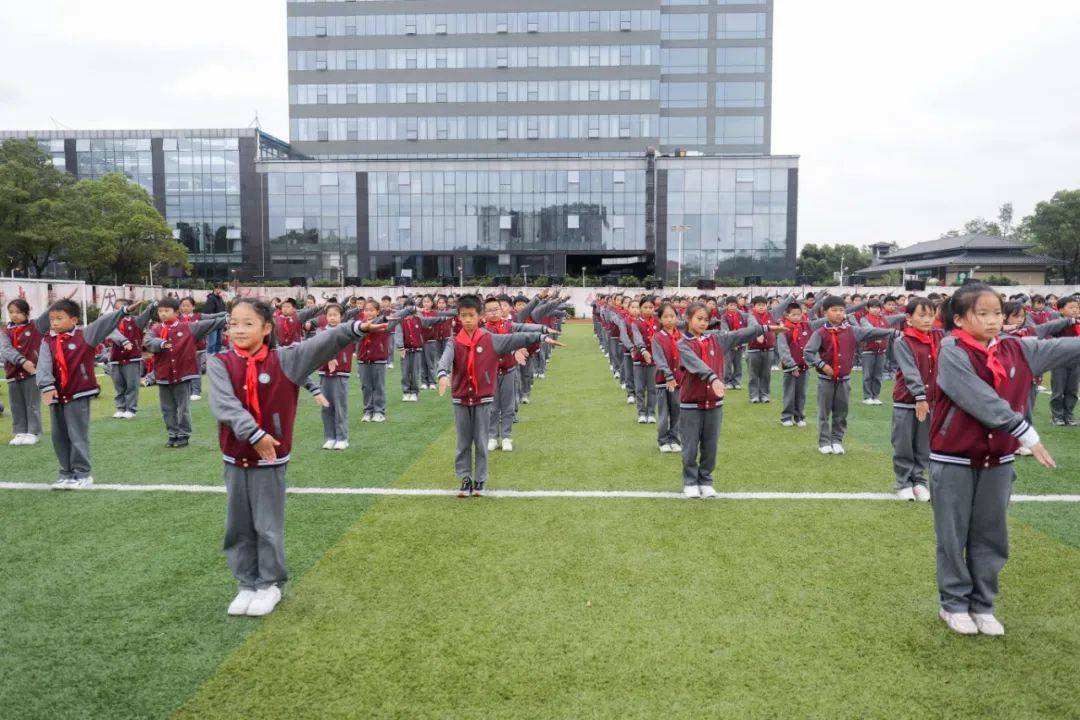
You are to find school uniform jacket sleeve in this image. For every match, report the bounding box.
[936,338,1037,447]
[771,295,793,322]
[776,332,796,370]
[297,306,321,324]
[510,322,548,334]
[105,328,130,347]
[616,317,635,351]
[490,332,545,356]
[676,336,719,384]
[1031,317,1072,339]
[0,329,14,365]
[189,315,229,340]
[134,302,158,330]
[83,309,130,348]
[37,338,56,394]
[803,329,824,369]
[1019,330,1080,377]
[207,355,264,445]
[277,320,369,385]
[892,336,928,401]
[34,308,51,335]
[652,335,676,383]
[515,295,542,323]
[852,323,898,344]
[436,341,455,378]
[711,315,763,351]
[630,323,646,351]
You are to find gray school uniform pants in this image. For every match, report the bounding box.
[490,368,518,440]
[657,385,681,447]
[747,350,772,402]
[191,350,206,396]
[622,352,635,394]
[816,377,850,446]
[224,463,288,591]
[422,341,439,386]
[862,352,885,400]
[454,403,492,485]
[724,347,744,386]
[781,371,807,423]
[400,350,421,394]
[891,407,930,491]
[633,365,657,417]
[49,398,92,480]
[1049,364,1079,422]
[158,381,192,441]
[538,340,551,373]
[9,376,42,435]
[930,462,1014,614]
[679,406,723,487]
[521,354,535,398]
[109,361,141,414]
[319,374,349,442]
[359,363,387,415]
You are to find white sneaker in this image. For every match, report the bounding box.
[52,477,72,490]
[402,394,410,402]
[411,393,419,402]
[939,609,979,635]
[538,373,546,379]
[322,440,336,450]
[646,416,656,424]
[501,438,513,452]
[487,438,499,451]
[781,420,794,427]
[8,435,24,446]
[971,613,1005,636]
[913,485,931,502]
[670,443,682,453]
[659,444,672,453]
[819,445,834,455]
[227,589,258,616]
[683,485,701,499]
[190,394,202,401]
[862,399,874,405]
[23,434,39,445]
[246,585,282,617]
[361,413,372,423]
[71,476,93,489]
[620,383,627,390]
[699,485,718,499]
[122,411,136,419]
[626,396,635,405]
[372,413,386,423]
[333,440,349,450]
[873,398,883,406]
[897,487,916,501]
[521,395,530,404]
[832,444,846,455]
[637,415,647,424]
[112,411,126,419]
[796,420,807,427]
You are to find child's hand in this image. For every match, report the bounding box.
[772,324,788,333]
[542,337,565,348]
[792,367,801,377]
[641,350,652,364]
[314,394,330,408]
[915,400,930,422]
[666,379,677,392]
[327,359,338,373]
[399,349,406,360]
[42,390,57,405]
[161,342,172,350]
[514,348,529,365]
[122,341,134,351]
[361,322,388,333]
[254,434,281,461]
[821,364,834,377]
[438,376,450,396]
[710,378,725,398]
[1031,442,1056,469]
[21,360,35,374]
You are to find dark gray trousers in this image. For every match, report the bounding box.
[520,354,536,397]
[1049,364,1079,422]
[657,385,681,447]
[747,350,772,402]
[490,368,518,440]
[724,347,744,386]
[454,403,492,485]
[930,462,1014,614]
[781,371,807,423]
[817,377,850,446]
[422,341,439,386]
[9,376,42,435]
[158,381,192,441]
[359,363,387,414]
[49,398,92,480]
[633,365,657,417]
[679,407,722,487]
[109,362,141,413]
[319,374,349,441]
[622,353,635,394]
[862,352,885,400]
[400,350,421,394]
[891,407,930,491]
[224,464,288,591]
[191,350,206,396]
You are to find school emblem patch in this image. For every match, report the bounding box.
[68,343,77,350]
[176,332,184,337]
[23,330,30,337]
[476,346,484,353]
[258,372,271,384]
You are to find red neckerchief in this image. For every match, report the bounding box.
[668,328,681,367]
[455,327,483,394]
[158,321,177,340]
[52,331,73,389]
[903,326,939,368]
[7,323,28,354]
[866,313,885,327]
[951,329,1007,390]
[826,324,844,374]
[782,318,804,339]
[234,344,270,424]
[725,311,743,329]
[485,318,509,334]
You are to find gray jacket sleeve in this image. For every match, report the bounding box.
[515,295,542,323]
[277,321,368,385]
[190,315,228,340]
[892,336,928,401]
[713,315,763,351]
[510,322,547,333]
[771,295,793,322]
[37,338,56,394]
[652,335,675,382]
[134,302,158,330]
[34,309,51,334]
[630,323,645,351]
[1031,317,1072,339]
[298,306,321,324]
[490,332,544,356]
[676,336,719,384]
[776,332,796,370]
[1020,334,1080,377]
[616,317,635,351]
[936,339,1034,444]
[384,307,413,332]
[207,354,264,445]
[0,330,14,365]
[436,340,455,377]
[853,324,898,343]
[83,310,129,348]
[803,329,824,369]
[106,329,130,347]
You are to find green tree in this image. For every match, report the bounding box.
[1024,190,1080,283]
[796,244,873,284]
[0,138,73,276]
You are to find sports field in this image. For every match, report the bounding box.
[2,321,1079,719]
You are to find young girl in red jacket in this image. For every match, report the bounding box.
[930,283,1080,636]
[650,301,684,453]
[3,298,48,445]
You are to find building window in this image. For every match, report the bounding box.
[568,214,580,229]
[614,170,625,184]
[716,116,765,145]
[500,215,512,229]
[660,82,707,108]
[717,12,767,39]
[715,81,767,108]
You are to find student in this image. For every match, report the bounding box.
[742,295,787,403]
[209,298,385,617]
[1048,295,1080,426]
[1002,300,1072,450]
[615,298,639,405]
[37,299,145,488]
[631,296,660,423]
[274,298,320,348]
[720,297,746,389]
[775,301,817,427]
[396,298,424,401]
[144,298,228,448]
[357,300,410,422]
[316,304,356,450]
[419,294,440,390]
[437,294,562,497]
[890,298,942,501]
[859,299,894,405]
[178,296,222,401]
[929,283,1080,636]
[676,303,766,498]
[651,301,684,453]
[803,296,899,455]
[380,296,396,370]
[2,298,49,445]
[104,298,157,419]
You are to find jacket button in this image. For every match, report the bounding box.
[987,434,993,440]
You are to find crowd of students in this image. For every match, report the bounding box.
[2,283,1078,632]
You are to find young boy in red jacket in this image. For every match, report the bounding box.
[437,294,562,497]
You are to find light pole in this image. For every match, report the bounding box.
[671,225,690,290]
[521,264,530,287]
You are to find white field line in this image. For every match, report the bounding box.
[0,481,1077,503]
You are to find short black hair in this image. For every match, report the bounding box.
[158,297,180,311]
[483,296,501,307]
[821,295,846,311]
[48,299,80,318]
[942,283,1000,332]
[457,294,483,312]
[905,297,935,316]
[7,298,31,315]
[867,298,882,309]
[724,296,739,305]
[280,297,297,308]
[751,295,767,305]
[785,302,803,314]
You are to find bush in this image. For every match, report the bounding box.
[311,279,340,287]
[618,275,641,287]
[984,275,1017,286]
[85,304,102,323]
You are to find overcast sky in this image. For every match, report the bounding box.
[2,0,1078,250]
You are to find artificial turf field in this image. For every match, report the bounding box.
[2,321,1079,720]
